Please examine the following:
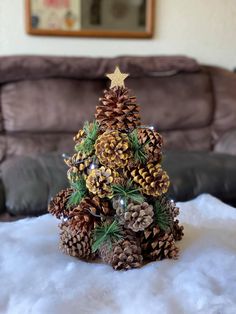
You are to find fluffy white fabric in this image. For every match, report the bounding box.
[0,194,236,314]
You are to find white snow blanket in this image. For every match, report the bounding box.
[0,194,236,314]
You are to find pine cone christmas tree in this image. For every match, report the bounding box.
[48,188,73,219]
[86,166,118,198]
[117,202,154,232]
[49,66,184,271]
[131,163,170,196]
[138,128,163,162]
[95,130,131,169]
[141,228,179,261]
[95,86,141,132]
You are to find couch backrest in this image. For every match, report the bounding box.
[0,55,235,161]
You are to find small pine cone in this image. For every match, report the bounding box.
[95,86,141,132]
[158,196,180,220]
[100,238,143,270]
[65,153,95,181]
[59,220,94,260]
[119,202,154,232]
[86,166,118,198]
[73,128,86,144]
[131,163,170,196]
[138,128,163,162]
[141,227,179,261]
[172,220,184,241]
[95,130,131,169]
[48,188,73,219]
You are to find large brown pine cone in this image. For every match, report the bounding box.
[95,86,141,132]
[59,220,94,260]
[117,202,154,232]
[141,227,179,261]
[95,130,131,169]
[131,163,170,196]
[138,128,163,162]
[48,188,73,219]
[86,166,118,198]
[100,238,143,270]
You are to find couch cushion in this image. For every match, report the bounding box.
[1,154,69,215]
[1,79,104,132]
[129,70,214,131]
[214,129,236,156]
[0,179,5,214]
[163,151,236,205]
[0,133,74,159]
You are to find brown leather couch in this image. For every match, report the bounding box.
[0,55,236,216]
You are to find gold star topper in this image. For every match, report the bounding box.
[106,66,129,88]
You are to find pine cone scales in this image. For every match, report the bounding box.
[95,131,131,169]
[141,228,179,261]
[138,128,163,162]
[95,86,141,131]
[59,221,93,260]
[118,202,154,232]
[48,188,72,219]
[131,163,170,196]
[100,239,143,270]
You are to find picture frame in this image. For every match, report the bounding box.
[25,0,155,38]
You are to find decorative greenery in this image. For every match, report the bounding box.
[112,180,144,207]
[92,220,123,253]
[128,129,149,164]
[67,176,88,207]
[154,200,171,231]
[75,121,99,155]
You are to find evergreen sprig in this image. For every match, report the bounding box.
[154,200,171,231]
[67,176,88,207]
[92,220,123,253]
[128,129,149,164]
[75,121,99,155]
[112,180,144,206]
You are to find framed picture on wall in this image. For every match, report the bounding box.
[25,0,155,38]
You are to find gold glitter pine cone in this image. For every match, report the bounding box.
[48,188,73,219]
[86,166,119,198]
[95,130,131,169]
[95,86,141,132]
[131,162,170,196]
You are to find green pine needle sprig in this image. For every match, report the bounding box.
[92,220,123,253]
[67,176,88,207]
[154,200,171,231]
[128,129,149,164]
[75,121,99,155]
[112,180,144,207]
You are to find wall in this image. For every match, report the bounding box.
[0,0,235,70]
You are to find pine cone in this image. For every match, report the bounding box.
[172,220,184,241]
[141,227,179,261]
[77,196,113,217]
[48,188,73,219]
[59,220,94,260]
[73,128,86,144]
[65,153,96,181]
[138,128,163,162]
[131,163,170,196]
[95,86,141,132]
[86,166,118,198]
[117,202,154,232]
[100,238,143,270]
[95,130,131,169]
